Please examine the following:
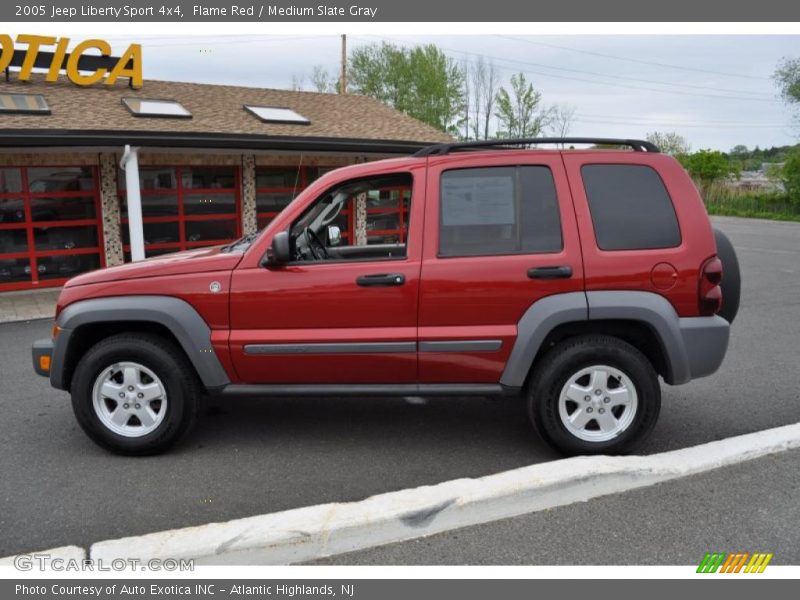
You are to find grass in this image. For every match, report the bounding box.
[699,182,800,223]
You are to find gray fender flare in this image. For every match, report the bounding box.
[500,292,588,388]
[500,290,700,388]
[52,295,230,390]
[586,291,694,385]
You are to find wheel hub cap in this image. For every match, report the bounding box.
[91,362,167,438]
[558,365,638,442]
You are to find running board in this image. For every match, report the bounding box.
[218,383,520,398]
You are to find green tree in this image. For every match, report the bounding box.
[728,144,750,171]
[729,144,749,158]
[348,42,464,135]
[494,73,552,138]
[775,57,800,132]
[310,65,338,94]
[645,131,691,156]
[467,56,499,141]
[775,57,800,105]
[550,104,576,140]
[679,150,740,184]
[780,151,800,200]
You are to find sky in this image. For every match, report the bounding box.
[57,34,800,151]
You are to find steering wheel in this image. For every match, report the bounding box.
[304,227,329,260]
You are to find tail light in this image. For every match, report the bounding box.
[699,257,723,316]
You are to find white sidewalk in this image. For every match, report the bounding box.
[0,288,59,324]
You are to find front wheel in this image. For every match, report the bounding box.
[528,335,661,456]
[70,333,199,455]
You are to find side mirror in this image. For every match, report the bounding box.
[327,225,342,247]
[265,231,291,266]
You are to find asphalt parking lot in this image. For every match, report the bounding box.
[1,215,798,558]
[312,447,800,565]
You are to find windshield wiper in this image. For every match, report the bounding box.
[221,231,260,252]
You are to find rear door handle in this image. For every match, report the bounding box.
[356,273,406,287]
[527,266,573,280]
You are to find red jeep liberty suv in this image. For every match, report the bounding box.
[32,138,739,456]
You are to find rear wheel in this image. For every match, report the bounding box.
[528,335,660,455]
[71,333,199,455]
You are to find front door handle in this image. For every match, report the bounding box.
[356,273,406,287]
[528,266,573,280]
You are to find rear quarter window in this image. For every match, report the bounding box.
[581,164,681,251]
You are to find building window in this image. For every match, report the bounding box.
[0,166,104,290]
[121,98,192,119]
[119,165,240,259]
[361,183,411,245]
[245,106,310,125]
[255,166,336,230]
[0,93,50,115]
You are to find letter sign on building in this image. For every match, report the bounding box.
[0,33,142,88]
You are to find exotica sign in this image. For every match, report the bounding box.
[0,34,142,88]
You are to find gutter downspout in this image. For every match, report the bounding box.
[120,145,145,262]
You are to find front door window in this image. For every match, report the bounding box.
[288,173,413,263]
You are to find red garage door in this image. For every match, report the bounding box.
[0,166,104,291]
[119,165,241,260]
[255,165,336,229]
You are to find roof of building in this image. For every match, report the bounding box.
[0,74,452,151]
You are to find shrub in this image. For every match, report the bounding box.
[679,150,739,186]
[782,152,800,201]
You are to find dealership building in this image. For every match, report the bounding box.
[0,72,450,291]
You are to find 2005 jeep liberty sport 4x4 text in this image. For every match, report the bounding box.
[32,138,740,456]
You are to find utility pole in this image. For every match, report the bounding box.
[340,34,347,94]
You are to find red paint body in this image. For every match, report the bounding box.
[60,150,717,386]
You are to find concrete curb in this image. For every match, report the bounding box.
[82,422,800,565]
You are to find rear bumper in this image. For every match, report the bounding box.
[679,315,730,380]
[32,338,54,378]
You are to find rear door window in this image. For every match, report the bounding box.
[439,166,562,257]
[581,164,680,250]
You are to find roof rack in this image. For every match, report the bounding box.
[413,137,660,157]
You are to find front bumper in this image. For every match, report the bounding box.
[32,338,54,378]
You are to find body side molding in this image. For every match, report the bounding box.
[418,340,503,352]
[52,295,230,390]
[244,342,415,355]
[245,341,503,355]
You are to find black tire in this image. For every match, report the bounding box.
[713,228,740,324]
[70,333,199,455]
[528,335,661,456]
